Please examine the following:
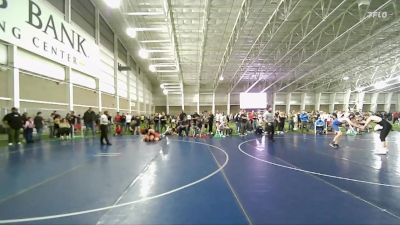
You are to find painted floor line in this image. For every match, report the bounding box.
[207,141,253,225]
[0,140,229,224]
[238,139,400,188]
[274,156,400,221]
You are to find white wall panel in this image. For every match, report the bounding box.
[168,94,182,106]
[335,93,344,103]
[290,93,301,104]
[117,60,128,98]
[275,93,286,105]
[304,93,315,105]
[200,93,213,105]
[377,93,386,103]
[71,70,96,89]
[320,93,330,104]
[99,46,114,94]
[0,44,7,65]
[17,49,65,80]
[364,93,372,103]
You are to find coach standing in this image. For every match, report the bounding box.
[2,107,23,146]
[100,111,112,145]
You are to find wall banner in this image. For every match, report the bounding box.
[0,0,100,76]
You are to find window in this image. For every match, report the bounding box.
[100,16,114,52]
[46,0,65,14]
[71,0,95,37]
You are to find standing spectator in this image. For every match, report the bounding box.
[100,111,112,145]
[160,112,167,133]
[393,111,399,124]
[278,112,286,134]
[154,113,160,132]
[134,114,141,135]
[75,114,82,134]
[263,108,275,141]
[34,112,44,141]
[125,113,132,133]
[21,112,28,141]
[53,114,61,138]
[240,110,248,136]
[2,107,23,146]
[300,111,309,133]
[288,111,295,131]
[208,112,214,134]
[66,111,76,139]
[47,113,55,138]
[120,113,126,133]
[234,112,240,133]
[23,117,35,144]
[203,111,209,133]
[249,110,255,130]
[83,108,96,137]
[114,112,122,127]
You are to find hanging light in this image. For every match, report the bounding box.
[104,0,121,8]
[149,65,156,72]
[355,86,365,92]
[138,49,149,59]
[374,81,387,89]
[126,28,136,38]
[342,76,349,81]
[219,76,224,81]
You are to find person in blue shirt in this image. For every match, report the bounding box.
[300,111,309,133]
[315,117,325,135]
[329,112,361,149]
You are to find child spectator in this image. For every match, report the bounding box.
[23,117,35,144]
[115,124,122,136]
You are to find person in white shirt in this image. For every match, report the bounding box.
[100,111,111,145]
[125,113,132,133]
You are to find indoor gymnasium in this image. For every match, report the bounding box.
[1,0,400,224]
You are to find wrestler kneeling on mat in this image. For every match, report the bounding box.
[141,128,162,142]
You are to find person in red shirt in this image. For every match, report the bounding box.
[114,112,122,126]
[392,112,399,124]
[115,124,122,136]
[249,110,255,130]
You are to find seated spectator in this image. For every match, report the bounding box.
[59,118,71,140]
[315,117,325,135]
[115,124,122,136]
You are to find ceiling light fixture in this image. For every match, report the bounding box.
[374,81,387,89]
[140,40,171,43]
[125,12,164,16]
[343,76,349,81]
[138,49,149,59]
[104,0,121,9]
[126,28,136,38]
[163,89,168,95]
[149,65,156,72]
[355,86,365,92]
[134,27,168,32]
[219,76,224,81]
[149,57,175,60]
[146,49,173,53]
